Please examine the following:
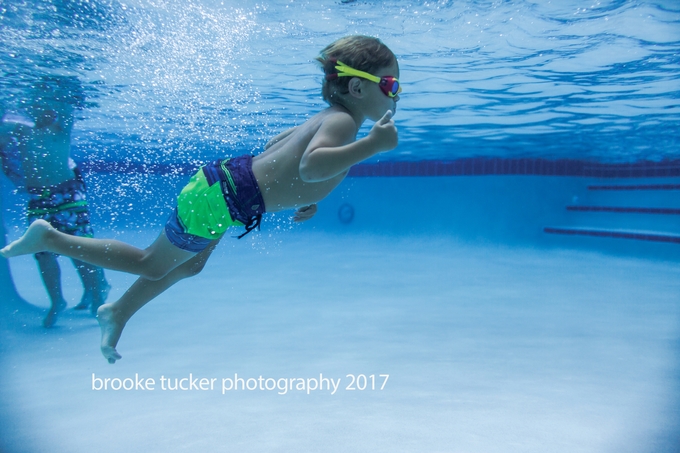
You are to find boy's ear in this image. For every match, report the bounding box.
[347,77,364,98]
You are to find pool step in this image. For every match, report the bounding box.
[587,183,680,191]
[545,182,680,245]
[544,227,680,244]
[565,206,680,215]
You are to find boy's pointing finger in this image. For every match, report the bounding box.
[379,110,393,125]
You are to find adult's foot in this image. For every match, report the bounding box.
[90,280,112,316]
[75,280,112,314]
[43,299,67,328]
[73,296,90,310]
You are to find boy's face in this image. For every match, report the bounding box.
[362,61,400,122]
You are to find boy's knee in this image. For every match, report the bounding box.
[138,257,173,281]
[182,260,206,278]
[142,261,202,281]
[142,265,171,281]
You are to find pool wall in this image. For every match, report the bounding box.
[314,174,680,259]
[1,158,679,262]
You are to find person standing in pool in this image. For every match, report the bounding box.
[0,76,110,327]
[0,35,401,362]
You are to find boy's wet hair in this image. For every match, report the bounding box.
[316,35,397,106]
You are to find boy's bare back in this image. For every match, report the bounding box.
[254,102,397,213]
[253,107,353,212]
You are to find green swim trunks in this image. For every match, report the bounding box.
[175,165,242,240]
[168,155,266,251]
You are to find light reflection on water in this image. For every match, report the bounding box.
[0,0,679,163]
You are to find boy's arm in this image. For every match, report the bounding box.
[299,111,397,183]
[292,204,317,222]
[264,127,297,150]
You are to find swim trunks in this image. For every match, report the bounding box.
[27,171,94,256]
[165,154,266,252]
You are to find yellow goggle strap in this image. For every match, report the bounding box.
[333,61,381,83]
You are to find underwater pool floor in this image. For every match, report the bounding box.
[1,232,679,452]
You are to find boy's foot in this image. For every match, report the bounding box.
[97,304,124,364]
[43,299,67,328]
[101,346,122,364]
[0,220,53,258]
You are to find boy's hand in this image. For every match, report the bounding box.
[293,204,317,222]
[368,110,398,153]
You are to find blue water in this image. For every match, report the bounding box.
[1,0,679,164]
[1,1,680,452]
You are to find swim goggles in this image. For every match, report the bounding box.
[327,60,402,98]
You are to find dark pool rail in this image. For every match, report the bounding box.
[588,184,680,191]
[565,206,680,215]
[545,180,680,246]
[544,227,680,244]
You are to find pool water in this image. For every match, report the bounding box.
[2,172,680,452]
[1,0,680,452]
[2,229,680,452]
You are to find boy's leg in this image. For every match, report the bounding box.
[1,220,195,281]
[97,240,219,364]
[34,252,67,328]
[72,260,111,314]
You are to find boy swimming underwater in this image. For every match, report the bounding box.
[1,35,401,363]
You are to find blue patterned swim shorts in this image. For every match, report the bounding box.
[27,174,94,241]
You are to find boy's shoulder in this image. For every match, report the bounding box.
[310,106,358,132]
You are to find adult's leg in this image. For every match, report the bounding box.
[1,220,195,281]
[34,252,67,328]
[72,260,111,314]
[97,239,220,363]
